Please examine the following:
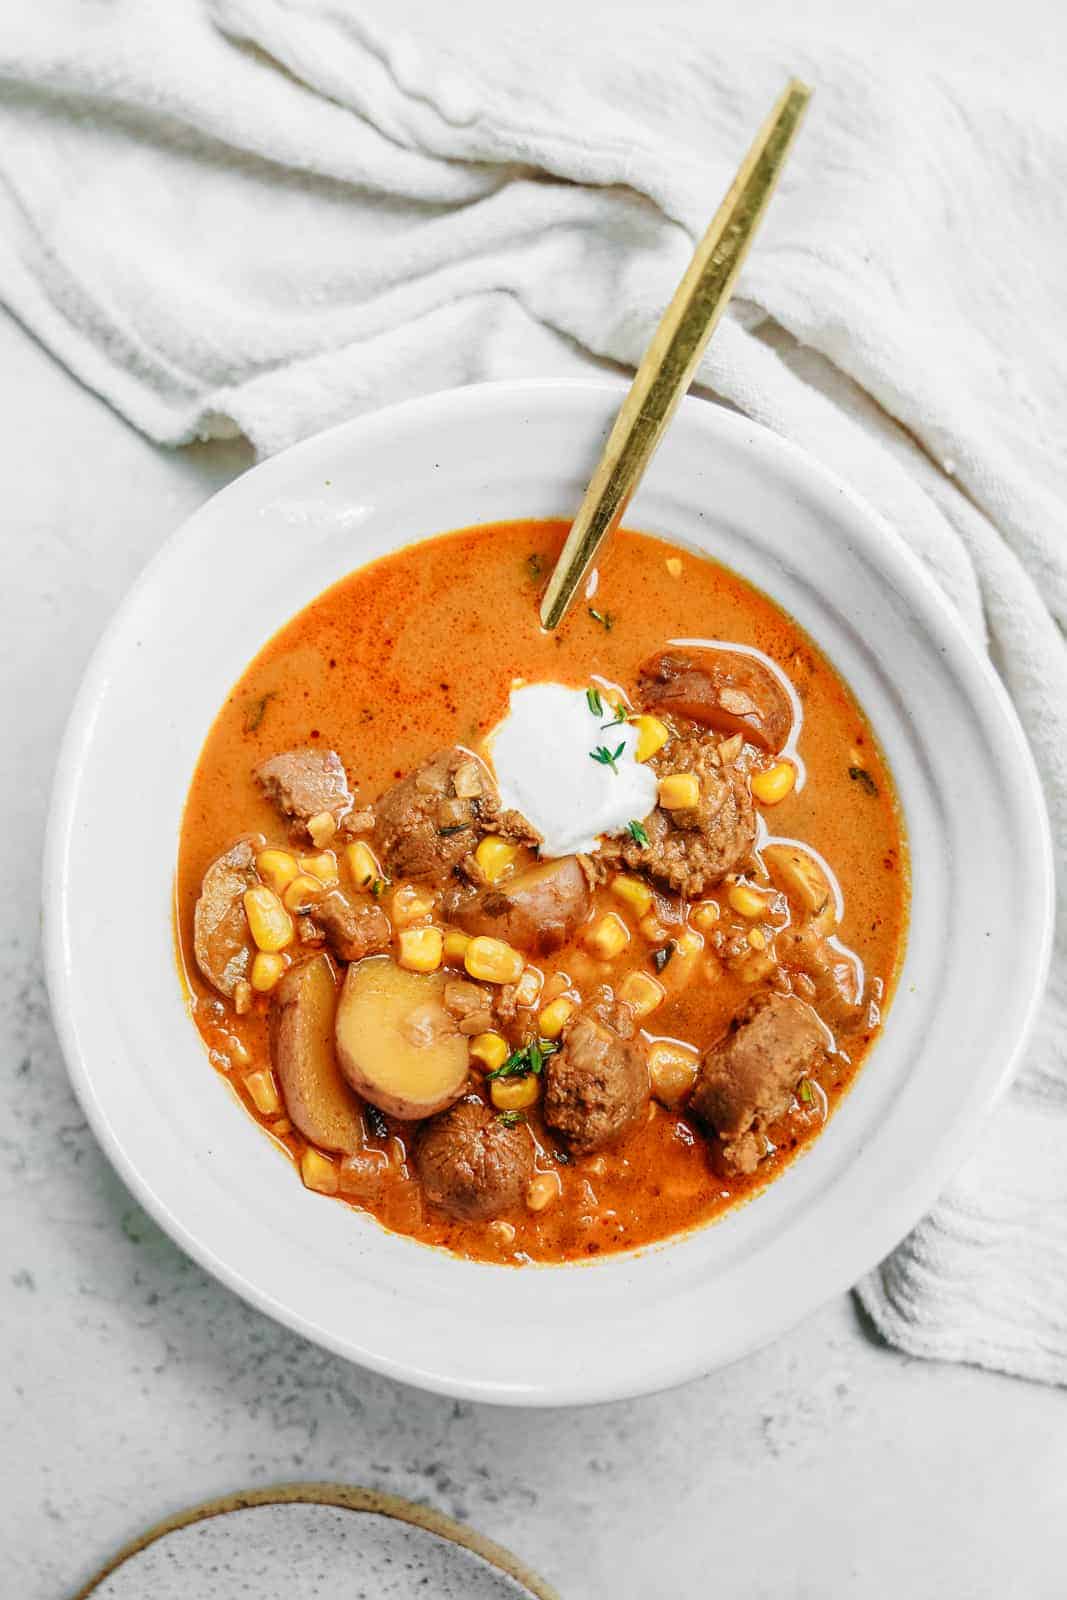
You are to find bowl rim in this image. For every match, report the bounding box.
[43,378,1055,1404]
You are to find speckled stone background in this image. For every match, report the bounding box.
[5,146,1067,1592]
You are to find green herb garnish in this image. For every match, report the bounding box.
[585,686,604,717]
[590,742,626,775]
[486,1039,558,1081]
[798,1078,815,1105]
[365,1105,389,1140]
[243,690,277,733]
[497,1110,525,1128]
[627,819,649,847]
[652,940,676,974]
[600,711,630,731]
[370,876,390,898]
[588,607,615,631]
[848,765,879,797]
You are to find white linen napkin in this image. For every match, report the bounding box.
[3,0,1065,1383]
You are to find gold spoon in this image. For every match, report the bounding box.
[540,77,811,631]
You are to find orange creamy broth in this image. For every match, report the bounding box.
[176,518,908,1264]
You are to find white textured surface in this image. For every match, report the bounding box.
[6,307,1067,1598]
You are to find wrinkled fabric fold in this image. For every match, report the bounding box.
[2,0,1065,1381]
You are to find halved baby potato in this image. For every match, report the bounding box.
[762,842,836,933]
[639,647,792,753]
[193,839,258,997]
[270,954,365,1154]
[450,855,590,955]
[335,956,469,1120]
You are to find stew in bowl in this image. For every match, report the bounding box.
[177,518,907,1265]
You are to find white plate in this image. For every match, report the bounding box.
[44,381,1053,1406]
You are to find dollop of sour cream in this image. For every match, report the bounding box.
[487,683,658,858]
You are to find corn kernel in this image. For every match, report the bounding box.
[747,927,767,950]
[585,912,630,960]
[611,874,654,917]
[474,835,519,885]
[526,1171,561,1212]
[464,936,525,985]
[397,925,444,973]
[673,928,704,959]
[648,1041,699,1105]
[345,839,381,891]
[250,950,286,993]
[256,848,299,895]
[245,1068,281,1117]
[392,882,436,926]
[443,929,472,964]
[618,970,665,1020]
[243,885,294,952]
[658,772,700,810]
[728,881,772,919]
[298,850,339,884]
[282,873,326,912]
[300,1146,339,1195]
[639,914,669,943]
[228,1034,251,1067]
[233,979,252,1015]
[538,995,576,1039]
[633,714,670,763]
[489,1220,517,1248]
[665,556,683,578]
[469,1031,509,1073]
[491,1074,541,1112]
[691,901,721,931]
[514,967,544,1008]
[751,760,797,805]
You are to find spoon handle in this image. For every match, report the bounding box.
[540,77,811,631]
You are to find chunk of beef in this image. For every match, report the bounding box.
[442,979,494,1036]
[375,747,537,886]
[415,1096,533,1221]
[308,889,391,964]
[543,993,648,1154]
[639,647,793,754]
[254,749,353,842]
[193,839,258,997]
[619,733,755,897]
[689,993,828,1176]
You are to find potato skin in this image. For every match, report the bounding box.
[270,954,366,1154]
[449,856,590,955]
[639,647,792,754]
[193,839,258,997]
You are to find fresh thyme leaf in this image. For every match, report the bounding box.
[652,940,676,974]
[600,712,630,731]
[798,1078,815,1105]
[364,1105,389,1141]
[627,819,649,847]
[370,876,390,898]
[497,1110,525,1128]
[526,552,544,579]
[486,1038,558,1081]
[243,690,277,733]
[590,744,622,775]
[586,686,604,717]
[588,607,615,631]
[848,765,879,798]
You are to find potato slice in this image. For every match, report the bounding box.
[270,954,365,1154]
[335,956,469,1120]
[449,855,590,955]
[763,842,836,933]
[193,839,258,997]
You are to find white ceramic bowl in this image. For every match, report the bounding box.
[44,381,1053,1406]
